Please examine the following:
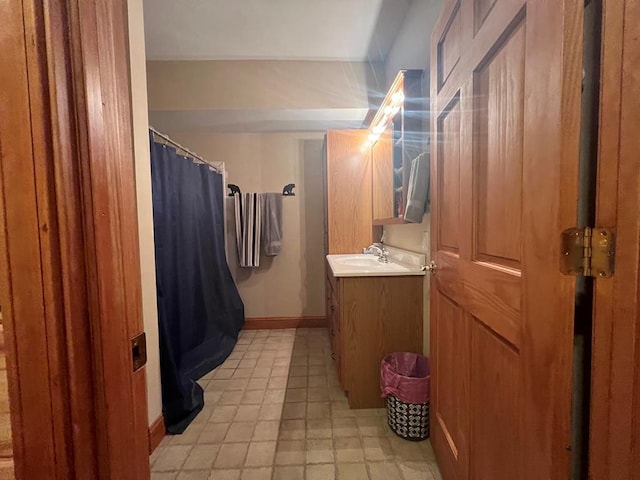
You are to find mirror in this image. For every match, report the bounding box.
[370,70,423,224]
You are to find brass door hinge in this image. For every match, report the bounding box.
[560,227,615,278]
[131,332,147,372]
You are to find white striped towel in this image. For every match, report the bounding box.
[234,193,262,267]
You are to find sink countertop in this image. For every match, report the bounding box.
[326,246,426,278]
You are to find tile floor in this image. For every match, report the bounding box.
[150,328,442,480]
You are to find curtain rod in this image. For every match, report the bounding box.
[149,126,223,173]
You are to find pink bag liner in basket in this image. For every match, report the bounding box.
[380,352,430,405]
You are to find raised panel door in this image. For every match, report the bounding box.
[430,1,582,479]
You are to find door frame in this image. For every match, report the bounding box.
[590,1,640,478]
[0,0,149,477]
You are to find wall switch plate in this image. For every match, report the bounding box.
[422,231,429,252]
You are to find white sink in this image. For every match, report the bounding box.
[327,249,426,277]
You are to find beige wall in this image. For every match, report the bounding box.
[127,0,163,426]
[171,132,326,319]
[381,0,443,356]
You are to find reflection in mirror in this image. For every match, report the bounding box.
[369,70,424,224]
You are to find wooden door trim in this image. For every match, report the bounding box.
[590,1,640,478]
[0,0,149,477]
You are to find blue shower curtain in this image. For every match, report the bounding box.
[149,133,244,433]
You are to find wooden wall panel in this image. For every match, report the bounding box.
[326,130,373,254]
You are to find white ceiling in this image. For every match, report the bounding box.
[143,0,411,62]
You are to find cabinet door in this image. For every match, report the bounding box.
[326,130,373,254]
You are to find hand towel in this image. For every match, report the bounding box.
[260,193,283,256]
[234,193,262,267]
[404,152,430,223]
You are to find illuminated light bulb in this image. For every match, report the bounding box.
[373,124,385,135]
[384,106,393,115]
[392,91,405,104]
[368,133,377,142]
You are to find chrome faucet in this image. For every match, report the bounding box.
[363,243,389,263]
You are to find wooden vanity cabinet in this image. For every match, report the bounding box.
[326,265,423,409]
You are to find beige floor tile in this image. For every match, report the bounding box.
[219,390,244,406]
[367,462,402,480]
[214,369,235,380]
[151,473,177,480]
[286,376,307,389]
[244,441,277,467]
[264,389,286,403]
[282,402,306,420]
[278,419,306,440]
[308,366,326,376]
[308,356,325,366]
[233,369,254,379]
[332,417,359,438]
[336,463,369,480]
[288,366,308,377]
[152,445,192,472]
[357,417,388,437]
[290,357,308,367]
[388,437,425,461]
[214,443,249,469]
[198,422,229,444]
[273,358,291,367]
[208,469,240,480]
[241,389,266,405]
[226,378,250,391]
[225,423,256,443]
[306,463,336,480]
[259,403,283,421]
[334,437,364,463]
[305,438,334,464]
[206,379,231,392]
[245,377,269,390]
[267,377,288,390]
[240,467,272,480]
[252,367,271,378]
[182,444,220,470]
[306,402,330,419]
[152,330,442,480]
[285,388,307,403]
[362,437,394,462]
[169,423,205,446]
[210,406,239,423]
[307,388,329,402]
[397,461,436,480]
[306,418,332,439]
[275,440,305,465]
[252,420,280,441]
[271,366,290,377]
[273,465,304,480]
[239,359,257,369]
[235,405,261,422]
[307,376,327,388]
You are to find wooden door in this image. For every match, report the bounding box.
[429,1,583,479]
[589,1,640,478]
[0,0,150,477]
